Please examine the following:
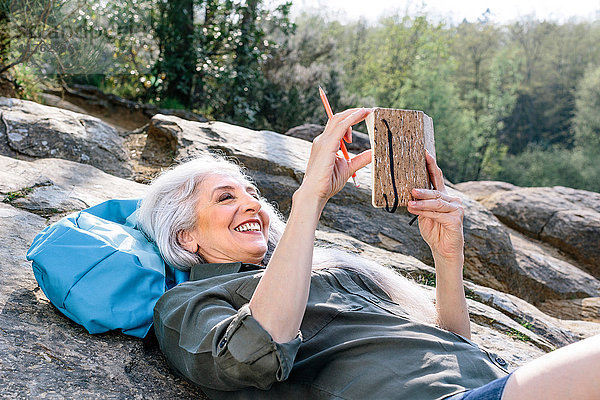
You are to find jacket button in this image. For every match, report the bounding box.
[219,338,227,349]
[495,356,507,367]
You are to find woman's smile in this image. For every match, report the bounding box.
[233,219,262,232]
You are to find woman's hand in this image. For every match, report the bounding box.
[299,108,373,208]
[407,152,465,265]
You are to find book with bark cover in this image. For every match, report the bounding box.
[365,108,436,213]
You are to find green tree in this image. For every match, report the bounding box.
[0,0,87,95]
[449,15,521,181]
[498,146,587,189]
[452,15,501,123]
[573,65,600,153]
[0,2,9,66]
[571,64,600,191]
[501,19,600,153]
[65,0,158,100]
[469,48,521,180]
[191,0,294,126]
[257,13,347,132]
[70,0,293,123]
[156,0,196,107]
[399,58,473,183]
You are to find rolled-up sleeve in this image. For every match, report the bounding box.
[153,282,302,391]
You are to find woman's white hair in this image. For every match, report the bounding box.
[138,154,437,324]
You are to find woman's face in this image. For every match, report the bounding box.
[179,173,270,265]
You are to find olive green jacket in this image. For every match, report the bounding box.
[153,263,509,399]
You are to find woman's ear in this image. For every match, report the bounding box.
[177,230,197,253]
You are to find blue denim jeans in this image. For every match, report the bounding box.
[447,374,511,400]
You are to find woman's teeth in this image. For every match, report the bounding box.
[234,222,260,232]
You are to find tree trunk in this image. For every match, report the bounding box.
[226,0,259,120]
[159,0,197,107]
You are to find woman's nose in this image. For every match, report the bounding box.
[241,193,261,213]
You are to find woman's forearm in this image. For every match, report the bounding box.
[248,187,324,343]
[248,108,372,343]
[434,255,471,339]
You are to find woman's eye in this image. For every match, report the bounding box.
[218,193,234,202]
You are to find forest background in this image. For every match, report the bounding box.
[1,0,599,192]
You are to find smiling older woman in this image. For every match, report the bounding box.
[138,108,600,400]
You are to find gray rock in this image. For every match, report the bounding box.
[540,209,600,277]
[480,186,600,276]
[451,189,521,295]
[553,319,600,342]
[58,84,207,131]
[0,158,207,399]
[454,180,519,201]
[0,203,46,309]
[423,286,556,354]
[466,297,555,352]
[480,187,571,235]
[464,280,583,348]
[0,97,133,178]
[469,323,545,369]
[0,156,147,212]
[284,123,371,153]
[509,228,600,302]
[537,297,600,323]
[552,186,600,213]
[39,93,89,114]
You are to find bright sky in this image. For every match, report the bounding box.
[284,0,600,24]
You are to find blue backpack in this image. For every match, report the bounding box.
[26,199,189,338]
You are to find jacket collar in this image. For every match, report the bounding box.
[189,262,263,281]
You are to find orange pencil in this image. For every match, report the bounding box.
[318,86,359,187]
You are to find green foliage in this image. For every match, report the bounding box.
[518,318,534,331]
[10,63,42,100]
[256,13,357,132]
[463,288,479,301]
[396,53,474,183]
[3,187,33,202]
[415,272,436,287]
[57,0,294,125]
[501,18,600,153]
[0,0,79,93]
[468,48,521,180]
[573,65,600,156]
[69,0,159,101]
[3,1,599,193]
[496,63,600,193]
[506,328,531,342]
[497,145,588,190]
[154,0,195,107]
[452,15,501,120]
[205,1,295,126]
[324,12,518,184]
[570,65,600,192]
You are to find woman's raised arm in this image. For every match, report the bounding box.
[248,108,373,343]
[407,152,471,338]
